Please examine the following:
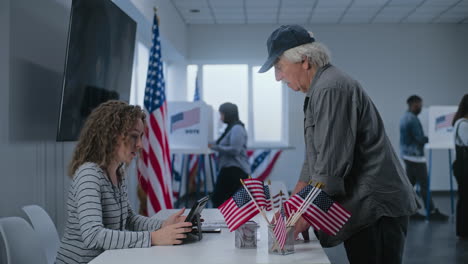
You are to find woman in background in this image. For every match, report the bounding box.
[209,102,251,207]
[56,101,192,264]
[452,94,468,239]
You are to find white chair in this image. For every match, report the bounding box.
[0,216,47,264]
[22,205,60,264]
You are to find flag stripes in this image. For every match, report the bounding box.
[137,14,173,216]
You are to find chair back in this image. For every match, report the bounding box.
[22,205,60,264]
[0,216,47,264]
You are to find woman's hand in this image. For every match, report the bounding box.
[151,222,193,245]
[162,208,186,228]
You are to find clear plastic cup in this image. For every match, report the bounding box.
[267,224,295,255]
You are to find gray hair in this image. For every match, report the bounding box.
[281,32,331,68]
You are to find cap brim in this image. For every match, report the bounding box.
[258,54,277,73]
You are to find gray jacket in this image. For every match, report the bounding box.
[300,64,418,247]
[211,124,251,174]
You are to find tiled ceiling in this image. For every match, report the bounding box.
[170,0,468,24]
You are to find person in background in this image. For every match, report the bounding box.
[209,102,251,207]
[258,24,419,264]
[399,95,448,221]
[452,94,468,239]
[56,101,192,264]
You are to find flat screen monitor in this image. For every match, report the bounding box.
[57,0,136,141]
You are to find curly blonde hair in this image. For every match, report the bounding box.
[69,100,145,177]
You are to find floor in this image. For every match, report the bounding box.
[323,192,468,264]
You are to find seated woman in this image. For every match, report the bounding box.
[56,101,192,264]
[209,102,251,207]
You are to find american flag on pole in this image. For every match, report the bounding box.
[137,14,173,215]
[263,185,286,211]
[248,149,282,181]
[270,191,287,210]
[186,73,201,192]
[243,178,268,209]
[435,112,455,130]
[172,73,201,199]
[284,185,351,236]
[274,206,287,249]
[218,187,260,232]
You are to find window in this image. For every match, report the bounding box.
[252,66,283,142]
[187,64,287,147]
[130,42,149,107]
[203,64,249,133]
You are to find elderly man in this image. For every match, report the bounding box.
[259,25,419,264]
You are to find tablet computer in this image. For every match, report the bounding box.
[185,195,210,223]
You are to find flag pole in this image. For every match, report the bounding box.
[286,180,314,226]
[286,182,318,226]
[153,7,160,25]
[288,183,321,226]
[240,179,270,224]
[288,182,323,227]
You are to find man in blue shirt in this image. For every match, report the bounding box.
[400,95,448,221]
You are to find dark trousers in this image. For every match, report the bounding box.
[211,166,248,208]
[344,216,409,264]
[456,168,468,237]
[404,160,435,211]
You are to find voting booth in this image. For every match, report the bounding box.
[167,101,217,203]
[425,106,457,218]
[167,101,215,153]
[428,106,457,148]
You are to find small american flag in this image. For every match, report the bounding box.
[274,207,287,249]
[170,107,200,132]
[218,187,260,232]
[272,191,287,209]
[243,178,268,209]
[264,187,287,211]
[435,112,455,130]
[284,185,321,231]
[285,185,351,236]
[137,14,173,215]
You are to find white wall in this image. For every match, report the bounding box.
[188,24,468,191]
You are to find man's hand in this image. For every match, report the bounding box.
[292,180,309,195]
[162,208,186,228]
[293,216,310,239]
[151,222,193,245]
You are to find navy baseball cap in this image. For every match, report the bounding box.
[258,25,315,73]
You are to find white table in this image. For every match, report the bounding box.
[89,209,331,264]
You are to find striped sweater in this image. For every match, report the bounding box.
[56,162,163,263]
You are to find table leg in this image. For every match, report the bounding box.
[202,155,207,195]
[209,154,216,188]
[426,149,432,220]
[184,154,189,207]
